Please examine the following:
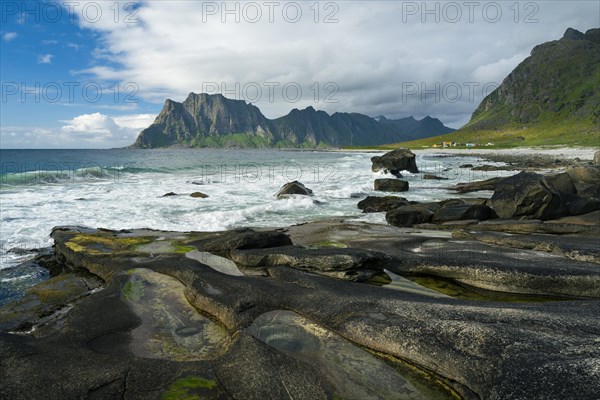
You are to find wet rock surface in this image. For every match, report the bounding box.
[276,180,313,199]
[374,178,409,192]
[371,148,419,176]
[1,220,599,400]
[357,195,409,213]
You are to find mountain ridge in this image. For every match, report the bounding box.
[131,93,454,148]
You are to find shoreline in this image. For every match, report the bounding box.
[337,146,598,159]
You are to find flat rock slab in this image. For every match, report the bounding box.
[247,310,452,399]
[2,223,600,400]
[230,245,391,281]
[454,230,600,264]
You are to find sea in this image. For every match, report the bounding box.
[0,148,512,304]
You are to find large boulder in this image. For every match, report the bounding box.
[423,174,449,180]
[374,179,409,192]
[371,148,419,176]
[453,177,504,193]
[560,193,600,216]
[491,171,568,220]
[276,181,313,199]
[594,150,600,166]
[566,166,600,187]
[385,203,440,227]
[433,204,493,223]
[544,172,576,195]
[357,196,409,213]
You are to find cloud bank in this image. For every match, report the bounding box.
[65,0,599,128]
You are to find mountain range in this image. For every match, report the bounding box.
[132,27,599,149]
[130,93,454,148]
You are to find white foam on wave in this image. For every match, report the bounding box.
[0,150,481,272]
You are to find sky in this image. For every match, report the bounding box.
[1,0,599,149]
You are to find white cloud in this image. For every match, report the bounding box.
[66,43,81,50]
[61,112,155,138]
[42,39,59,45]
[3,32,17,42]
[61,112,121,135]
[37,54,54,64]
[0,113,156,149]
[471,53,529,84]
[63,0,599,127]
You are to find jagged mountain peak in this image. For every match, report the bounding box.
[563,27,586,40]
[131,92,454,148]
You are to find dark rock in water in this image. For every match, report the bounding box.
[566,166,600,187]
[459,164,473,168]
[7,247,40,255]
[433,204,493,223]
[162,192,178,197]
[594,150,600,166]
[374,178,409,192]
[276,181,313,199]
[190,192,209,198]
[471,165,508,171]
[200,228,293,256]
[371,148,419,176]
[453,177,504,193]
[423,174,448,180]
[230,246,390,281]
[385,203,439,227]
[357,196,409,213]
[491,171,568,220]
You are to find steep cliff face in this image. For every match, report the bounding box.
[133,93,276,148]
[465,28,600,131]
[131,93,454,148]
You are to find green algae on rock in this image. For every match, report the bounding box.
[123,268,232,361]
[161,376,225,400]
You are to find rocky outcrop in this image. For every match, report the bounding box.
[566,166,600,187]
[452,177,504,193]
[357,196,409,213]
[199,228,293,257]
[491,170,600,220]
[385,203,439,227]
[2,223,600,400]
[432,204,493,223]
[423,174,448,180]
[371,148,419,176]
[374,178,409,192]
[491,172,567,220]
[190,192,209,198]
[594,150,600,166]
[276,181,313,199]
[230,246,390,281]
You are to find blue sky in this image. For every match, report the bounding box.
[1,0,599,148]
